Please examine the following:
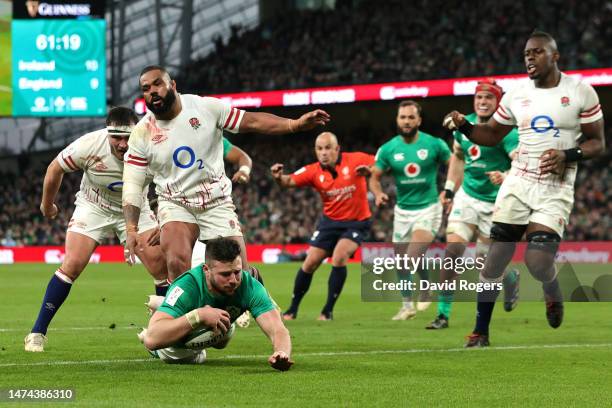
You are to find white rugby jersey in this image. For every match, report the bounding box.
[125,94,244,209]
[493,73,602,187]
[57,129,149,213]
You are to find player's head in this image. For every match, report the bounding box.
[314,132,340,166]
[396,100,422,138]
[106,106,138,160]
[139,65,177,115]
[473,79,503,121]
[203,238,243,296]
[524,31,559,80]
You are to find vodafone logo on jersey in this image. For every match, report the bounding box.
[404,163,421,177]
[468,145,481,160]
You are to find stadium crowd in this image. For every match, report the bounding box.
[1,126,610,246]
[177,0,612,94]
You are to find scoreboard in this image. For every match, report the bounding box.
[0,1,106,117]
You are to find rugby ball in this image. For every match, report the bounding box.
[180,323,236,350]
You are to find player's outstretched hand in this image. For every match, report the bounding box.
[539,149,566,175]
[198,306,231,334]
[294,109,331,132]
[486,171,506,185]
[374,193,389,207]
[40,203,59,219]
[355,165,372,177]
[443,111,466,130]
[124,232,138,266]
[270,163,284,180]
[232,169,250,184]
[269,351,294,371]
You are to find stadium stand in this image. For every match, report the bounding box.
[178,0,612,94]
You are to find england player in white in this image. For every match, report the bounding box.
[25,107,167,352]
[444,32,604,347]
[122,66,330,283]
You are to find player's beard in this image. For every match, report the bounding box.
[398,126,418,140]
[146,91,177,115]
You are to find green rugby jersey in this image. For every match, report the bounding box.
[453,113,518,203]
[375,132,451,210]
[222,137,232,158]
[158,267,275,322]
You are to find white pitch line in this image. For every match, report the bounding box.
[0,326,139,333]
[1,343,611,368]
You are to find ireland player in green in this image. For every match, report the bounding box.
[142,238,293,371]
[370,100,451,320]
[427,79,520,330]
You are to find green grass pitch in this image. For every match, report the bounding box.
[1,263,611,407]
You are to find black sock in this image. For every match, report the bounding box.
[542,277,562,302]
[474,288,501,335]
[286,268,313,316]
[32,272,73,335]
[321,266,348,316]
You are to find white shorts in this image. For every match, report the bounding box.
[68,199,157,243]
[156,347,204,364]
[191,240,206,267]
[392,202,442,242]
[492,175,573,237]
[447,187,495,241]
[157,200,242,241]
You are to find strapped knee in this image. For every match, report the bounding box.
[490,222,523,242]
[526,231,560,255]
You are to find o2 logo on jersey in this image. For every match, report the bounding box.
[531,115,560,138]
[404,162,421,177]
[107,181,124,192]
[468,145,481,160]
[173,146,205,169]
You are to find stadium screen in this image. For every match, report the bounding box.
[0,4,105,117]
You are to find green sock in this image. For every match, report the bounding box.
[504,269,518,284]
[397,270,413,300]
[437,290,454,318]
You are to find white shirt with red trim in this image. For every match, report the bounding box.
[57,129,148,213]
[124,94,244,209]
[493,73,603,186]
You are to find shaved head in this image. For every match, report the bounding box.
[314,132,340,167]
[528,31,558,53]
[315,132,338,147]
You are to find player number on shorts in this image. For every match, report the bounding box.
[173,146,205,170]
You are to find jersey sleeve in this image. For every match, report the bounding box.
[245,276,276,318]
[493,92,516,126]
[123,124,149,208]
[157,274,200,318]
[501,127,519,156]
[56,137,87,173]
[354,152,375,166]
[437,138,452,163]
[200,97,245,134]
[578,83,603,124]
[290,164,314,187]
[374,145,390,171]
[222,137,233,158]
